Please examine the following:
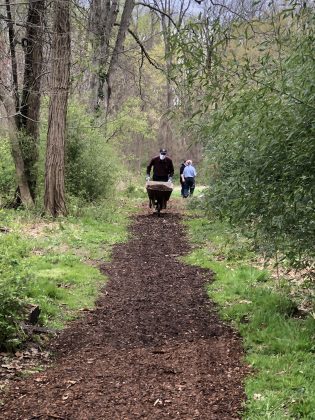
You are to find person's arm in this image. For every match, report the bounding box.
[182,166,186,182]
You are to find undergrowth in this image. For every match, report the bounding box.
[184,214,315,419]
[0,197,134,350]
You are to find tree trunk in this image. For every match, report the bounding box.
[105,0,135,107]
[89,0,119,110]
[44,0,70,217]
[21,0,45,199]
[5,0,20,127]
[0,0,34,208]
[88,0,135,111]
[151,1,192,153]
[159,3,173,150]
[0,88,34,207]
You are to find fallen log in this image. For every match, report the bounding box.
[20,322,57,335]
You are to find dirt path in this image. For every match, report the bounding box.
[1,209,248,419]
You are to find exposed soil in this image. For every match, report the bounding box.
[0,207,248,419]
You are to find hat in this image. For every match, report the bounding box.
[160,148,167,155]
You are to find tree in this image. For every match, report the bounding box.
[44,0,71,216]
[89,0,119,110]
[20,0,45,198]
[89,0,135,111]
[138,1,194,154]
[0,0,45,205]
[0,89,34,207]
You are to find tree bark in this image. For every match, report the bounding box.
[157,0,174,149]
[105,0,135,106]
[89,0,135,111]
[44,0,71,217]
[153,0,191,151]
[0,1,35,207]
[0,87,34,207]
[21,0,45,199]
[89,0,119,110]
[5,0,20,127]
[1,0,45,205]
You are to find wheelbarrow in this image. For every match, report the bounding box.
[146,181,173,216]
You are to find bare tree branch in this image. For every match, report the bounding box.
[135,1,178,27]
[126,26,164,71]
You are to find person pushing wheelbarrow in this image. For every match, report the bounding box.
[146,148,174,183]
[146,149,174,215]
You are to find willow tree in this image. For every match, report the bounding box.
[44,0,70,216]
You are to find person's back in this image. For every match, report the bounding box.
[183,162,196,178]
[182,160,196,197]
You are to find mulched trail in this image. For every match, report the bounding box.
[1,208,248,420]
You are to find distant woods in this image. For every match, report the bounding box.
[0,0,201,214]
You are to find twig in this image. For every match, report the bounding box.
[135,2,178,28]
[121,25,164,71]
[29,415,65,420]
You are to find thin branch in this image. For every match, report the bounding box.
[178,0,191,27]
[0,0,43,5]
[208,0,251,23]
[135,1,178,28]
[138,49,145,100]
[105,127,122,142]
[115,23,164,71]
[226,66,315,110]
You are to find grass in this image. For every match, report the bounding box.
[171,185,207,199]
[184,215,315,419]
[0,197,135,350]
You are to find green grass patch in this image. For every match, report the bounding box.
[171,185,207,199]
[0,199,134,350]
[184,216,315,419]
[24,254,104,328]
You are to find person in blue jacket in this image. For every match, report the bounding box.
[181,160,196,198]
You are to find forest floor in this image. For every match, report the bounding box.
[0,203,248,419]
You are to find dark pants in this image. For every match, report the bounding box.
[153,175,168,182]
[183,177,195,198]
[180,180,184,196]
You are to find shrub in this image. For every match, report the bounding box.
[0,233,30,349]
[198,11,315,266]
[37,99,124,204]
[0,137,16,205]
[66,102,124,201]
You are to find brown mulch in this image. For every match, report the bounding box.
[0,208,248,419]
